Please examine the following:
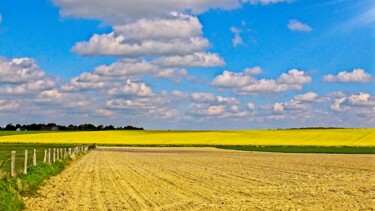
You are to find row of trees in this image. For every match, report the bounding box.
[0,123,144,131]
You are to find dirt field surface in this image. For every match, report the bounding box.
[25,147,375,210]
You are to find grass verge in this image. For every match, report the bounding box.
[215,145,375,154]
[0,158,72,210]
[96,144,375,154]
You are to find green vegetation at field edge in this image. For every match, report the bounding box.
[0,143,80,175]
[0,158,71,210]
[216,145,375,154]
[94,144,375,154]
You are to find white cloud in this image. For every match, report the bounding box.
[277,69,312,85]
[53,0,240,24]
[230,27,243,46]
[72,32,210,57]
[190,92,240,105]
[71,14,213,58]
[294,92,318,102]
[0,57,46,84]
[244,0,292,5]
[108,80,154,97]
[288,19,312,32]
[191,92,217,103]
[213,68,312,94]
[247,102,256,110]
[113,15,202,40]
[347,92,374,106]
[273,103,284,112]
[153,52,225,67]
[328,92,375,112]
[211,68,260,88]
[53,0,290,24]
[94,60,159,77]
[323,69,372,83]
[0,57,57,97]
[61,73,106,92]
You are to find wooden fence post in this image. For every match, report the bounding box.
[48,148,51,163]
[11,151,16,177]
[24,150,28,174]
[33,149,37,166]
[53,148,56,163]
[57,148,59,160]
[43,149,47,162]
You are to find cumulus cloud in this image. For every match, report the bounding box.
[113,15,202,40]
[0,57,57,96]
[53,0,291,24]
[190,92,240,105]
[72,15,212,58]
[153,52,225,67]
[294,92,318,102]
[0,57,46,84]
[273,103,284,112]
[323,69,372,83]
[108,80,154,97]
[212,67,262,88]
[72,33,209,57]
[61,73,106,92]
[328,92,375,112]
[288,19,312,32]
[62,59,188,92]
[53,0,240,24]
[212,68,312,94]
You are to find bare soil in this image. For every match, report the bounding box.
[25,147,375,210]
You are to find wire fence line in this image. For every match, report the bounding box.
[0,145,96,179]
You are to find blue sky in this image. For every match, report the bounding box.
[0,0,374,129]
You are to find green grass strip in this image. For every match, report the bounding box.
[215,145,375,154]
[0,158,72,210]
[94,144,375,154]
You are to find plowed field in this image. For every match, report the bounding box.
[25,147,375,210]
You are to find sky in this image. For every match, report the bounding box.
[0,0,374,129]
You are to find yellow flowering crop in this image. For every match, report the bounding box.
[0,129,374,146]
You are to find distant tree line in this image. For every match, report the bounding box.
[0,123,144,131]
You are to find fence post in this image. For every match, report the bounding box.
[44,149,47,162]
[53,148,56,163]
[11,151,16,177]
[24,150,28,174]
[57,148,59,160]
[33,149,37,166]
[48,148,51,163]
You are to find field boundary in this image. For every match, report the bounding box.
[93,144,375,154]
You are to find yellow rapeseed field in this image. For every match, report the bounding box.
[0,129,374,146]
